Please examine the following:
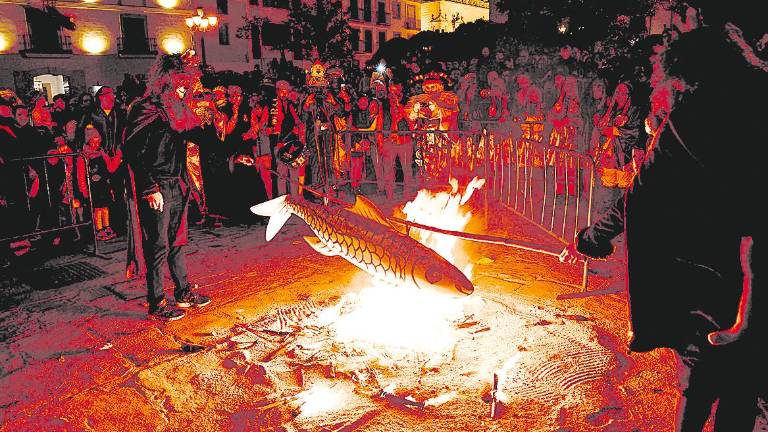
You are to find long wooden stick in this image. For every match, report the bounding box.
[388,217,564,258]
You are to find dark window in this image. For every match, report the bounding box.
[263,0,290,8]
[23,6,72,53]
[218,23,229,45]
[350,28,360,51]
[216,0,228,14]
[262,22,290,46]
[378,31,386,50]
[349,0,359,20]
[376,2,386,24]
[249,0,258,4]
[364,30,372,53]
[363,0,372,22]
[120,14,151,54]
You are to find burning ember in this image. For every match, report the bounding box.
[293,383,348,418]
[226,177,616,430]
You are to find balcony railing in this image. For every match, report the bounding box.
[376,9,390,25]
[404,18,419,30]
[19,33,72,55]
[51,0,194,9]
[118,36,158,56]
[262,0,290,9]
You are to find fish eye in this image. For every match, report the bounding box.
[425,265,443,284]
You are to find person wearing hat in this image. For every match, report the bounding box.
[404,71,459,180]
[560,2,766,429]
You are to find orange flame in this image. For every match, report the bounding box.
[314,178,485,358]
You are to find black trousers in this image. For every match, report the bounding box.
[138,179,191,309]
[675,340,760,431]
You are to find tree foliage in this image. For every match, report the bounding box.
[284,0,353,63]
[495,0,659,49]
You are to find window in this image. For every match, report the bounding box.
[350,28,360,52]
[376,2,387,24]
[405,4,417,29]
[349,0,359,20]
[378,31,386,50]
[263,0,290,8]
[363,0,372,22]
[23,7,72,53]
[218,23,230,45]
[249,0,258,4]
[393,1,401,19]
[364,30,372,53]
[119,14,152,54]
[217,0,228,15]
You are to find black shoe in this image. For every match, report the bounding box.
[175,287,211,308]
[149,300,186,321]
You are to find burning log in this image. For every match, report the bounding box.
[325,409,382,432]
[490,373,499,419]
[295,365,305,387]
[262,333,300,362]
[377,385,425,411]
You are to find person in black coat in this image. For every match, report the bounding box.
[78,86,128,236]
[560,9,766,431]
[122,52,217,321]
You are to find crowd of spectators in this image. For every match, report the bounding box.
[1,27,676,266]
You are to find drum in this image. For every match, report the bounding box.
[276,135,308,168]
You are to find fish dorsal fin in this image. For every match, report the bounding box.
[304,236,338,257]
[346,195,392,228]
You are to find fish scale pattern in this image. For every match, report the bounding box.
[289,200,416,284]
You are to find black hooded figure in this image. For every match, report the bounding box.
[561,4,766,431]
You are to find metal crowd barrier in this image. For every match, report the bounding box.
[481,125,595,291]
[0,152,104,257]
[326,126,594,291]
[325,129,483,195]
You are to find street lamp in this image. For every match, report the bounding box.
[185,7,218,67]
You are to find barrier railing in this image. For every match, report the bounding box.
[1,153,104,258]
[326,129,482,196]
[480,125,595,291]
[326,125,594,291]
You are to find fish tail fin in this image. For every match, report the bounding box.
[250,195,292,241]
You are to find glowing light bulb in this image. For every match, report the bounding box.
[208,16,218,27]
[161,34,186,54]
[81,32,108,54]
[0,33,9,53]
[156,0,179,8]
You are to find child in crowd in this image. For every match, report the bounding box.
[76,125,121,241]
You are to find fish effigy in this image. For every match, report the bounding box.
[251,195,474,297]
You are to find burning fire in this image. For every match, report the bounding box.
[294,383,347,418]
[314,178,485,358]
[402,176,485,277]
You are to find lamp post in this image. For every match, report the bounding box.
[185,7,218,67]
